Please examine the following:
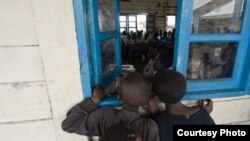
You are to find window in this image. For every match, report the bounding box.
[175,0,250,100]
[74,0,122,105]
[137,15,147,32]
[120,16,127,33]
[166,15,176,31]
[119,14,148,33]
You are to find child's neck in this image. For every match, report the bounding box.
[165,102,200,119]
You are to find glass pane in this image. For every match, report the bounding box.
[120,22,126,27]
[129,22,136,27]
[129,28,136,33]
[120,28,126,33]
[192,0,245,33]
[98,0,115,32]
[101,39,116,78]
[166,15,176,32]
[120,16,126,22]
[187,42,237,80]
[129,16,136,21]
[137,15,147,32]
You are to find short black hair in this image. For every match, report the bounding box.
[101,122,136,141]
[153,69,186,104]
[120,72,151,107]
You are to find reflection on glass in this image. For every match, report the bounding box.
[129,22,136,27]
[129,16,136,21]
[187,42,237,80]
[98,0,115,32]
[101,39,116,78]
[192,0,245,33]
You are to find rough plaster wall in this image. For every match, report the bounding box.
[211,96,250,124]
[0,0,86,141]
[0,0,56,141]
[32,0,87,140]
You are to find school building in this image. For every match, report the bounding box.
[0,0,249,141]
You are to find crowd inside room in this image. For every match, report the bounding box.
[120,28,175,73]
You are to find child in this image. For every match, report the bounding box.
[62,72,159,141]
[101,122,142,141]
[151,69,215,141]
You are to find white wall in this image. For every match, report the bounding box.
[0,0,87,141]
[120,0,178,30]
[211,96,250,124]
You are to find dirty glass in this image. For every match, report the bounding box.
[192,0,245,33]
[98,0,115,32]
[187,42,237,80]
[101,39,116,78]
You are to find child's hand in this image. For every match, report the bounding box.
[146,96,160,114]
[198,99,213,113]
[91,86,105,104]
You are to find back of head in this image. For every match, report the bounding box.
[153,70,186,104]
[101,122,137,141]
[120,72,151,107]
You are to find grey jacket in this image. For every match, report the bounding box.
[62,99,159,141]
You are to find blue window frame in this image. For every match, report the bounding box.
[174,0,250,100]
[73,0,122,106]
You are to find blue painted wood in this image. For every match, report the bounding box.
[100,31,117,40]
[87,0,103,86]
[173,0,193,76]
[240,0,250,94]
[114,0,122,79]
[190,34,242,42]
[73,0,92,98]
[233,0,250,89]
[99,96,122,107]
[183,89,245,100]
[187,79,239,92]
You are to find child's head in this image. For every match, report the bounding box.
[120,72,151,107]
[153,70,186,104]
[101,122,142,141]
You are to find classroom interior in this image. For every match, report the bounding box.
[91,0,250,106]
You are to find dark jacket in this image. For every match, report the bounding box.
[153,107,215,141]
[62,99,160,141]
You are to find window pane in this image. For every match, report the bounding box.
[137,15,147,32]
[129,22,136,27]
[192,0,245,33]
[166,15,176,31]
[101,39,116,78]
[120,22,126,27]
[129,28,136,33]
[129,16,136,21]
[120,28,126,33]
[98,0,115,32]
[120,16,126,22]
[187,42,237,80]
